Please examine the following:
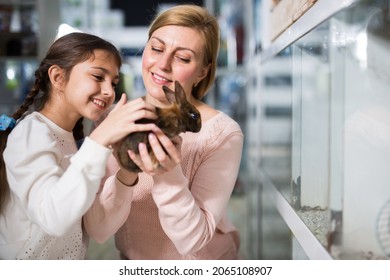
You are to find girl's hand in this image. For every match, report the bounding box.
[90,94,157,147]
[128,128,182,176]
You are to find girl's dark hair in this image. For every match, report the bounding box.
[0,32,122,213]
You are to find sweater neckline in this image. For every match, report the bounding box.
[30,111,74,137]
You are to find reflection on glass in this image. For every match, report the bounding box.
[259,48,293,259]
[292,22,331,249]
[341,3,390,259]
[260,48,292,200]
[292,1,390,259]
[262,0,390,259]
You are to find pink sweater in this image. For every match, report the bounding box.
[84,112,244,259]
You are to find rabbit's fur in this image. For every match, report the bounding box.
[117,81,202,172]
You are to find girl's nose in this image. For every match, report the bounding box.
[102,82,115,97]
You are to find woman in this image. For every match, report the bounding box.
[84,4,244,260]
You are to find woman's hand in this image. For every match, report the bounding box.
[90,94,157,147]
[128,127,182,176]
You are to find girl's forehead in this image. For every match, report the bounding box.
[74,50,119,77]
[88,50,120,67]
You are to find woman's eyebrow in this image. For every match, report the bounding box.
[150,36,196,54]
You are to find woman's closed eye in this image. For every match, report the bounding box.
[151,46,163,53]
[176,56,191,63]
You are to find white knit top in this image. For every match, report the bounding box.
[0,112,111,259]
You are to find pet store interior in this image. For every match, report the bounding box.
[1,0,390,260]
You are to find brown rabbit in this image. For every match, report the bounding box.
[116,81,202,172]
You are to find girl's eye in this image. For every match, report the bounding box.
[112,82,117,89]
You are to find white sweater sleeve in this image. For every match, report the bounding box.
[4,119,111,237]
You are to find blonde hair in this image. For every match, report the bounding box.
[148,4,220,100]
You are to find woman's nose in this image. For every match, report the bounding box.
[157,53,172,71]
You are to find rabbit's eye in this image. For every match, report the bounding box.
[190,113,200,120]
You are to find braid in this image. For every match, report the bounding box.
[13,68,48,120]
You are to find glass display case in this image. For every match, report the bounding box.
[259,0,390,259]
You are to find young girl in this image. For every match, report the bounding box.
[0,32,157,259]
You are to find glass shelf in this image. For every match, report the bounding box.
[259,0,390,259]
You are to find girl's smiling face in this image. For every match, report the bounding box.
[62,49,120,122]
[142,25,209,107]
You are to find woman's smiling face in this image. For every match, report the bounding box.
[141,25,209,107]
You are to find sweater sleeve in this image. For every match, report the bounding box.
[151,126,244,255]
[83,154,135,243]
[4,119,111,237]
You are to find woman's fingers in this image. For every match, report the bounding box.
[153,131,182,165]
[127,132,180,175]
[128,149,143,169]
[148,134,169,166]
[146,132,182,173]
[129,143,163,176]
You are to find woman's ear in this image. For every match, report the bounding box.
[196,63,210,84]
[48,65,65,92]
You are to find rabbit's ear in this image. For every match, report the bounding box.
[162,85,177,104]
[173,81,187,105]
